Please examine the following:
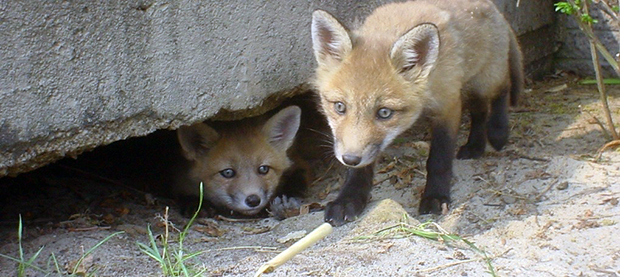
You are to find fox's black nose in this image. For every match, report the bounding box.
[245,195,261,208]
[342,155,362,166]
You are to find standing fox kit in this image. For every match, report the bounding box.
[175,106,306,217]
[311,0,524,225]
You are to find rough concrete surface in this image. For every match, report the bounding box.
[0,0,390,177]
[1,0,557,178]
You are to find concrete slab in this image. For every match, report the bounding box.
[0,0,557,177]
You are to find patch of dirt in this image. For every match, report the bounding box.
[1,76,620,276]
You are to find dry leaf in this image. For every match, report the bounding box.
[378,161,396,174]
[243,226,272,235]
[115,207,130,216]
[66,254,94,275]
[602,197,619,206]
[194,225,226,237]
[545,83,568,93]
[102,213,115,225]
[276,230,307,244]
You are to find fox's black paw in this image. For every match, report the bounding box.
[324,196,368,227]
[456,143,485,160]
[269,195,301,220]
[419,196,450,215]
[487,128,509,151]
[487,114,509,151]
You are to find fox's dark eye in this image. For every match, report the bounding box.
[377,107,394,120]
[219,168,236,178]
[334,102,346,114]
[257,165,270,175]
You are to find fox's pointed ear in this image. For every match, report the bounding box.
[263,106,301,151]
[177,123,220,161]
[390,23,440,80]
[311,10,352,67]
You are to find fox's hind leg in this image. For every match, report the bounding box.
[486,86,510,151]
[457,94,489,160]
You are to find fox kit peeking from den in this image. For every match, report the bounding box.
[174,105,309,218]
[311,0,524,225]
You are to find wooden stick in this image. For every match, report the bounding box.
[254,223,333,276]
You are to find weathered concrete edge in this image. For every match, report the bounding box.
[0,0,558,178]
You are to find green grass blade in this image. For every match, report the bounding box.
[181,250,207,261]
[179,183,204,242]
[0,252,48,274]
[18,215,24,276]
[72,231,124,275]
[26,246,45,265]
[137,241,162,262]
[145,225,164,261]
[48,252,62,277]
[579,78,620,85]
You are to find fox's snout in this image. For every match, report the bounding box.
[231,190,270,215]
[333,135,382,168]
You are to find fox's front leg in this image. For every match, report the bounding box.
[324,164,374,226]
[419,111,460,214]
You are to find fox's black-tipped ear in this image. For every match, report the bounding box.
[390,23,440,80]
[263,106,301,151]
[177,123,220,161]
[311,10,352,67]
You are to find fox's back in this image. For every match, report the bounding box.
[356,0,513,84]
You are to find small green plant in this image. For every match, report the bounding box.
[0,215,122,276]
[555,0,620,143]
[355,215,498,276]
[0,215,47,276]
[137,183,208,276]
[69,231,124,275]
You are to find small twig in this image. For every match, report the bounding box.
[534,181,558,201]
[373,175,393,186]
[212,246,279,252]
[67,226,112,232]
[595,139,620,160]
[581,106,611,139]
[155,212,180,234]
[592,268,620,275]
[482,203,504,207]
[516,154,550,162]
[418,257,485,272]
[487,189,527,200]
[586,10,620,140]
[214,215,263,223]
[413,168,427,178]
[506,150,550,162]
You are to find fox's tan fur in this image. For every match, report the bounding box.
[311,0,523,223]
[175,106,302,216]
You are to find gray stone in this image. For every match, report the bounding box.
[348,199,419,239]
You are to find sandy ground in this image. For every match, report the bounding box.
[1,76,619,276]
